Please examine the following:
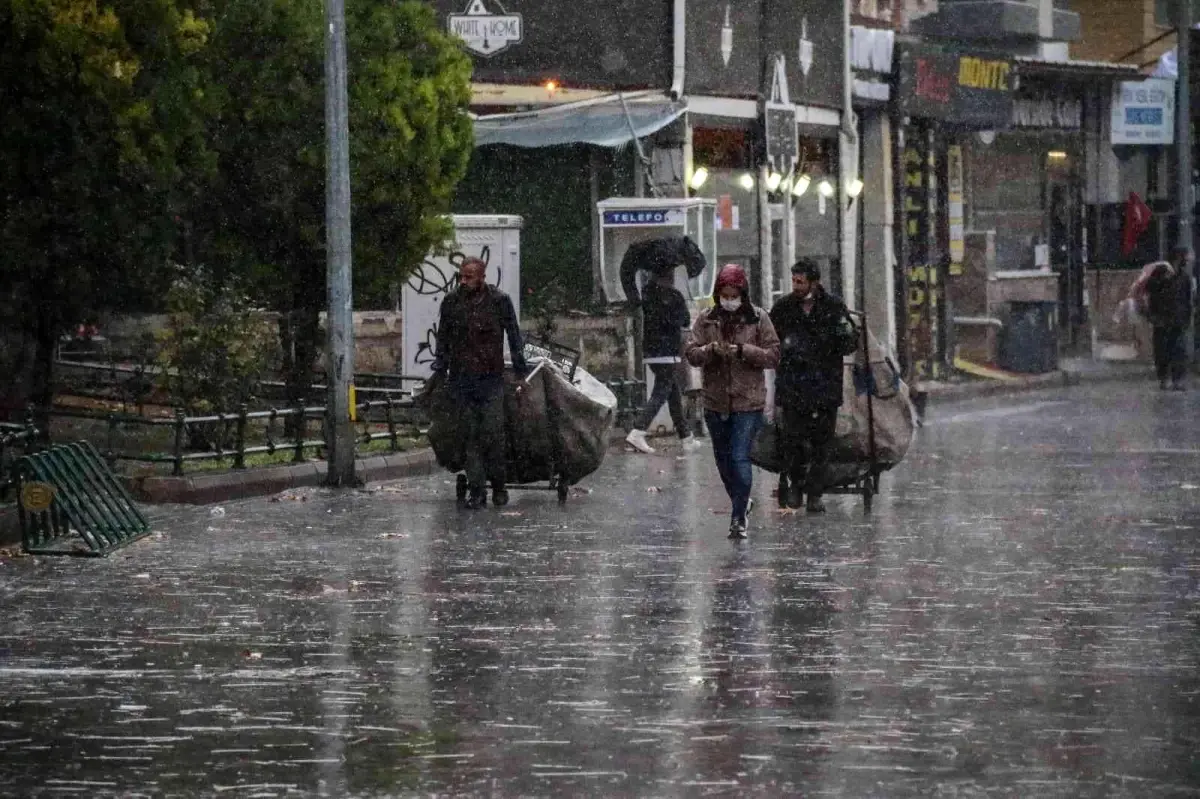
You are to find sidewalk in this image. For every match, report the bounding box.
[919,356,1149,403]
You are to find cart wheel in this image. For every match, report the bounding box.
[455,474,468,501]
[862,481,874,514]
[557,479,569,504]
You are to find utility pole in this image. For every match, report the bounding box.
[324,0,357,487]
[1180,0,1194,259]
[1179,0,1197,360]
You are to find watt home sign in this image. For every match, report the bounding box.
[448,0,523,57]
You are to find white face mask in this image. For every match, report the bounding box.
[719,297,743,313]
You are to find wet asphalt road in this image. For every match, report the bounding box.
[1,382,1199,798]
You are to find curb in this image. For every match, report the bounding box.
[0,449,440,547]
[123,449,441,506]
[922,363,1147,404]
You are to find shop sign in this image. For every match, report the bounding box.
[602,209,685,226]
[897,45,1014,128]
[448,0,523,57]
[1111,78,1175,145]
[1012,96,1083,130]
[765,55,799,174]
[908,264,942,382]
[904,128,943,382]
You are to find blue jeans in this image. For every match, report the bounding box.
[704,410,764,522]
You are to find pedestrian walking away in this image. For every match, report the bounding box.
[626,267,703,455]
[432,257,529,509]
[1131,247,1194,391]
[685,264,780,539]
[769,259,858,513]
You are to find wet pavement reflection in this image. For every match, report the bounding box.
[1,383,1198,797]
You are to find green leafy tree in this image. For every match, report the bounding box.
[157,270,278,446]
[0,0,211,418]
[188,0,473,410]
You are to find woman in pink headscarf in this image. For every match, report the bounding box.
[685,264,780,539]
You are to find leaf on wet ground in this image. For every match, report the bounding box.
[242,650,262,660]
[647,486,663,493]
[499,511,523,517]
[377,532,408,539]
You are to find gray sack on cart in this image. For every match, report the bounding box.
[422,363,617,486]
[751,331,917,481]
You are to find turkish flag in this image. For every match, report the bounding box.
[1122,191,1152,256]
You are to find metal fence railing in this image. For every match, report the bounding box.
[22,359,654,481]
[12,392,426,478]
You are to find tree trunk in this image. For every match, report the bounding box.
[29,313,59,442]
[284,306,321,437]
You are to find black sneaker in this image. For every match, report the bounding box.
[491,488,510,507]
[727,518,748,540]
[464,490,487,510]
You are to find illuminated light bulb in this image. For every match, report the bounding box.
[689,166,710,190]
[792,174,811,197]
[818,179,835,198]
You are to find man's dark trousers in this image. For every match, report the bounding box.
[453,375,507,492]
[779,404,837,499]
[1153,325,1187,384]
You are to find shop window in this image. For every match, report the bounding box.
[693,128,752,170]
[970,146,1040,213]
[967,138,1048,271]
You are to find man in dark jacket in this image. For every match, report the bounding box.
[432,257,529,508]
[625,269,701,454]
[769,260,858,513]
[1145,247,1194,391]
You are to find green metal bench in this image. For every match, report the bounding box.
[16,441,150,556]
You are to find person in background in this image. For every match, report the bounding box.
[626,268,703,455]
[769,260,858,513]
[432,257,528,509]
[1134,247,1194,391]
[685,264,780,539]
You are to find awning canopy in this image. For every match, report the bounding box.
[472,92,686,148]
[1015,55,1145,82]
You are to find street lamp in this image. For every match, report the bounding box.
[792,174,812,197]
[689,166,710,190]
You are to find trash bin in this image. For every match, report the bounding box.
[998,301,1059,374]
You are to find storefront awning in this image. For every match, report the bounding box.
[472,93,686,148]
[1015,56,1145,81]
